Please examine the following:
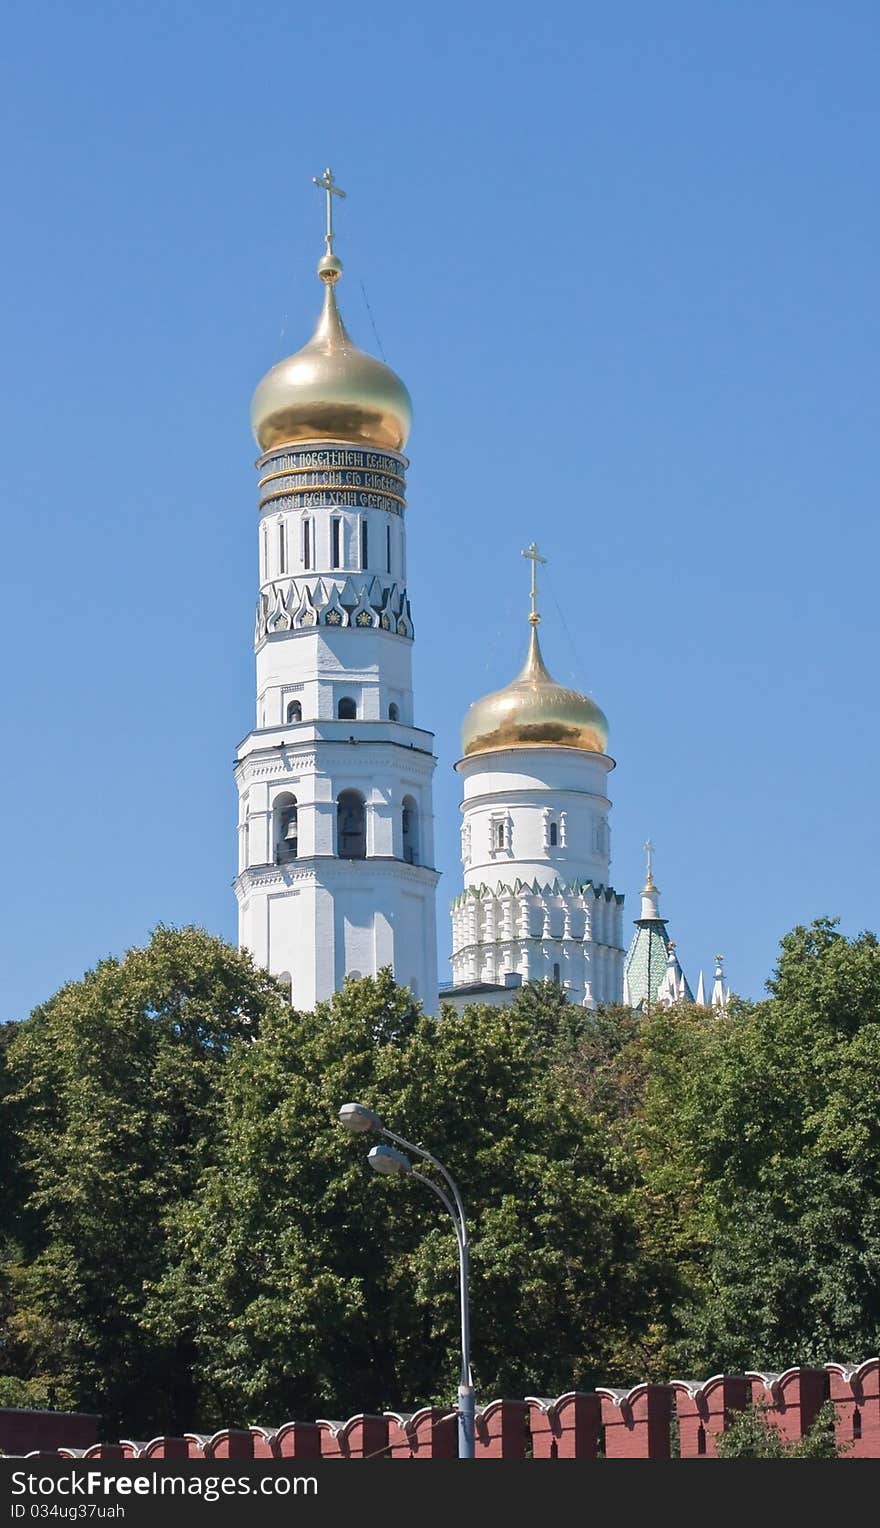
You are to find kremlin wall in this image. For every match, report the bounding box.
[4,1359,878,1459]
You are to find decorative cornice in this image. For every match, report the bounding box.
[235,754,317,785]
[451,877,624,908]
[254,575,413,647]
[451,936,623,955]
[235,856,440,897]
[455,746,616,775]
[461,785,612,810]
[235,738,437,782]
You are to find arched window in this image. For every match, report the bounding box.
[495,821,506,850]
[549,821,558,847]
[388,702,399,722]
[337,790,366,859]
[337,696,357,720]
[402,795,419,865]
[553,961,561,986]
[277,971,293,1004]
[286,699,302,723]
[274,793,298,863]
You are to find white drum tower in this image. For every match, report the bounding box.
[448,547,624,1008]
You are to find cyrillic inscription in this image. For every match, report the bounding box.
[258,446,407,516]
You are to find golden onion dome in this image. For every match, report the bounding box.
[251,254,412,453]
[461,624,609,757]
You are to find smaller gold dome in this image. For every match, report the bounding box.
[461,626,609,757]
[251,268,412,454]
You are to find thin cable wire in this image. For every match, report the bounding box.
[480,571,522,676]
[360,281,387,361]
[544,562,589,689]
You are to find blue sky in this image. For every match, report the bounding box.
[1,0,878,1018]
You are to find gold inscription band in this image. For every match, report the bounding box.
[260,447,405,475]
[258,463,406,492]
[259,487,406,514]
[259,483,407,510]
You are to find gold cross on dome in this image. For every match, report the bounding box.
[521,542,547,626]
[644,838,654,879]
[312,166,346,255]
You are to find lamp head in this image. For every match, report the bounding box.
[338,1102,384,1134]
[367,1144,412,1176]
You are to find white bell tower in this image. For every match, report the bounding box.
[233,171,439,1008]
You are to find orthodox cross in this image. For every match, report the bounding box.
[521,541,547,626]
[312,166,346,255]
[644,838,654,881]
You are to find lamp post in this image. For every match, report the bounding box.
[338,1102,475,1459]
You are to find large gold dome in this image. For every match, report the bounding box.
[251,262,412,454]
[461,625,609,757]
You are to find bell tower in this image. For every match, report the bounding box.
[233,171,439,1008]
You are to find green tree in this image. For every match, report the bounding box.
[0,1020,26,1403]
[7,915,877,1437]
[1,926,286,1433]
[630,920,880,1372]
[153,972,664,1425]
[716,1401,842,1459]
[0,1023,15,1212]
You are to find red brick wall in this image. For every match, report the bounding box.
[12,1357,878,1460]
[0,1409,99,1456]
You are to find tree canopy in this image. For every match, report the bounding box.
[0,926,286,1430]
[628,918,880,1371]
[1,915,878,1435]
[150,971,662,1425]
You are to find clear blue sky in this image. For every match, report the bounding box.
[2,0,878,1019]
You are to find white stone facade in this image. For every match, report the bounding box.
[234,441,439,1009]
[450,744,625,1007]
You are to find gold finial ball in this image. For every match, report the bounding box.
[317,252,342,285]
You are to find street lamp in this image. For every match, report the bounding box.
[366,1144,411,1175]
[338,1101,475,1459]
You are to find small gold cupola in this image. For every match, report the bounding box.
[461,544,609,758]
[251,168,412,453]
